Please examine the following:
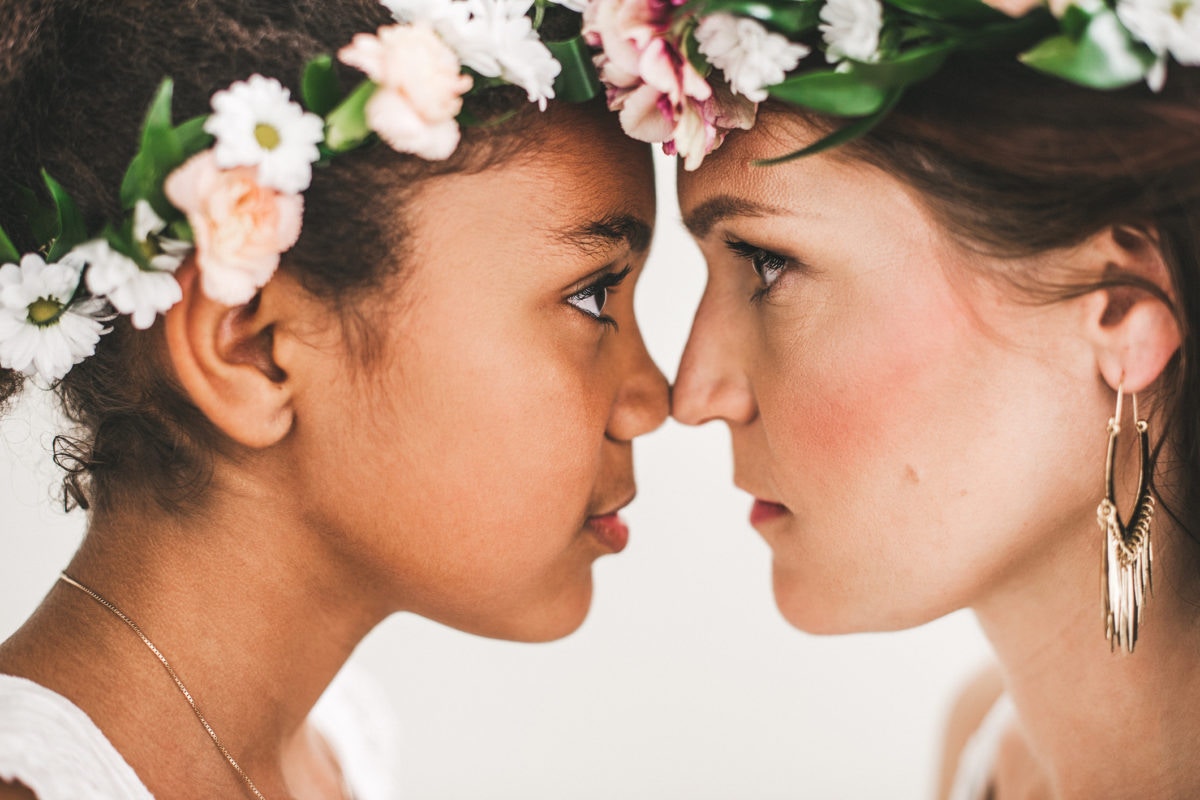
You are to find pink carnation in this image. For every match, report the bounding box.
[584,0,754,169]
[164,151,303,306]
[339,23,474,161]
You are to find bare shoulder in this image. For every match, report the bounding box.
[0,781,39,800]
[934,663,1006,800]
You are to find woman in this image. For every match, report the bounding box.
[0,1,666,797]
[587,0,1199,796]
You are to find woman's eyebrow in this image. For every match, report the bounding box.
[682,195,789,238]
[556,213,653,256]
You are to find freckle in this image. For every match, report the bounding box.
[904,465,919,484]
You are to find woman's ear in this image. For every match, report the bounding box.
[164,261,294,448]
[1080,225,1182,394]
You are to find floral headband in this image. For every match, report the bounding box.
[579,0,1199,170]
[0,0,599,384]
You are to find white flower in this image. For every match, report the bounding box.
[438,0,562,109]
[0,253,108,383]
[204,75,326,194]
[76,240,183,331]
[382,0,452,23]
[133,200,192,272]
[820,0,884,64]
[1117,0,1200,91]
[696,13,810,101]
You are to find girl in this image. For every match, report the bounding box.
[0,1,667,797]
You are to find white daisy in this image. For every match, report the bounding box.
[131,200,192,272]
[439,0,562,109]
[820,0,884,64]
[204,74,326,194]
[77,239,183,331]
[696,13,810,102]
[0,253,108,383]
[1117,0,1200,91]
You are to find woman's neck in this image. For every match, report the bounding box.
[975,520,1200,800]
[0,469,387,799]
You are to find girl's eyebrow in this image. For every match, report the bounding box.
[556,213,653,256]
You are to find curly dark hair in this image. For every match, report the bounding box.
[0,0,564,516]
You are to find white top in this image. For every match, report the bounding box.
[0,666,399,800]
[946,693,1016,800]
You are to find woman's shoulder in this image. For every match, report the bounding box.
[937,665,1007,800]
[0,674,153,800]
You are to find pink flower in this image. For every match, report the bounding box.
[584,0,753,169]
[980,0,1057,16]
[164,151,303,306]
[339,23,474,161]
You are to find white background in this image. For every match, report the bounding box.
[0,155,992,799]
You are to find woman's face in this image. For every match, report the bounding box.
[674,114,1110,634]
[294,106,667,642]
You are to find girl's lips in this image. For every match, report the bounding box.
[586,512,629,553]
[750,499,789,527]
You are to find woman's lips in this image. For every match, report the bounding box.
[586,512,629,553]
[750,499,789,527]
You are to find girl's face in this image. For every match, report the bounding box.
[295,108,667,642]
[674,114,1113,634]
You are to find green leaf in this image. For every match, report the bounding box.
[42,171,88,261]
[688,0,821,34]
[768,70,890,116]
[547,35,604,103]
[16,186,57,245]
[120,79,190,212]
[302,55,343,116]
[882,0,1004,23]
[324,80,377,152]
[848,41,954,88]
[0,224,20,264]
[754,89,903,165]
[1019,8,1154,89]
[175,115,214,158]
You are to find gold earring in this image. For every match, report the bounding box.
[1098,384,1155,654]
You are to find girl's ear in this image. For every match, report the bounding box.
[1079,226,1182,394]
[163,262,294,448]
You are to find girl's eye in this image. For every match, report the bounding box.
[567,285,608,318]
[566,265,632,328]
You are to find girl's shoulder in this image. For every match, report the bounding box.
[0,674,153,800]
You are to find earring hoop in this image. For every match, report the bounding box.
[1098,383,1155,654]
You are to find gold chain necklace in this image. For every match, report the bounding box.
[58,572,268,800]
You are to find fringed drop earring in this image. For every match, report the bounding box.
[1098,384,1155,653]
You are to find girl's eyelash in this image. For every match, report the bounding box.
[570,264,632,330]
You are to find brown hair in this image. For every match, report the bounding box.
[816,54,1200,539]
[0,0,561,516]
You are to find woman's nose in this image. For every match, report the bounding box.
[672,287,756,427]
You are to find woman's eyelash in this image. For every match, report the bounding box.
[723,238,790,303]
[568,264,632,330]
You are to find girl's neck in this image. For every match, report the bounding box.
[0,481,386,800]
[975,522,1200,800]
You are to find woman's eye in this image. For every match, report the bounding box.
[725,239,789,291]
[748,248,787,287]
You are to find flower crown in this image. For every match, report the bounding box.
[580,0,1199,170]
[0,0,600,384]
